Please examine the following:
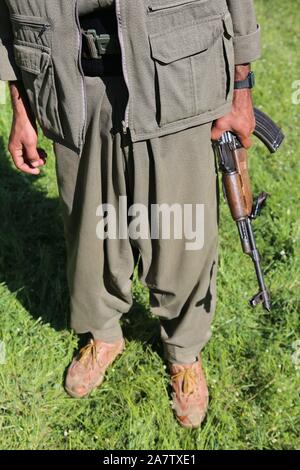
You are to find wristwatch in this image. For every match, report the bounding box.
[234,71,255,90]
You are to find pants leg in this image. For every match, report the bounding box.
[123,124,219,364]
[54,72,218,361]
[54,75,134,342]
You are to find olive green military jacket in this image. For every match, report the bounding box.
[0,0,261,154]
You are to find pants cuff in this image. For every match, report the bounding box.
[163,332,212,364]
[74,324,124,344]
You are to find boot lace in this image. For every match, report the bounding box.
[171,368,198,395]
[78,339,97,366]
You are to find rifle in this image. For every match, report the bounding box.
[213,108,284,311]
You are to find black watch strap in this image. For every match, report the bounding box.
[234,71,255,90]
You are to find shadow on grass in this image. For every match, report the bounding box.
[0,137,68,331]
[0,137,161,354]
[122,300,162,357]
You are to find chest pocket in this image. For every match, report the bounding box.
[11,14,64,141]
[148,0,199,11]
[149,13,234,127]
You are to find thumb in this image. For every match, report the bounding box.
[24,144,42,167]
[211,124,225,142]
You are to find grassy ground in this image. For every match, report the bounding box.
[0,0,299,450]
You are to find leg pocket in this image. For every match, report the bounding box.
[13,43,64,140]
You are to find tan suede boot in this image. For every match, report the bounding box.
[170,356,209,429]
[65,338,125,398]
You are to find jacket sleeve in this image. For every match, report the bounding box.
[0,2,20,81]
[226,0,261,65]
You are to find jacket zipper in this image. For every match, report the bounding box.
[38,24,51,38]
[115,0,129,134]
[75,0,87,154]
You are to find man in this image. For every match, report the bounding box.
[0,0,260,428]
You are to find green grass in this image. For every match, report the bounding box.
[0,0,299,450]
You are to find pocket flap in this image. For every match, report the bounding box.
[14,44,42,74]
[149,18,224,64]
[149,0,198,10]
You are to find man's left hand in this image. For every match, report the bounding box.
[211,65,256,149]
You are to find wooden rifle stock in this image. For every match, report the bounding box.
[212,108,285,311]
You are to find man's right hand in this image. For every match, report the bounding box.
[8,81,47,175]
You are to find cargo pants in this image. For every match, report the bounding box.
[54,74,219,364]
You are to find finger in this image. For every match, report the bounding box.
[211,124,232,141]
[24,144,41,167]
[8,144,40,175]
[237,134,252,149]
[243,136,252,149]
[32,159,45,168]
[211,126,225,141]
[11,150,40,174]
[9,145,24,169]
[18,161,41,175]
